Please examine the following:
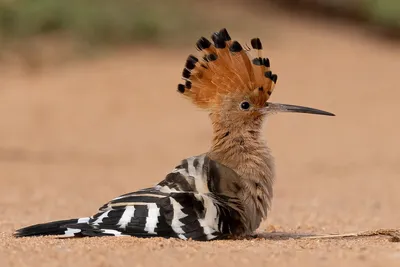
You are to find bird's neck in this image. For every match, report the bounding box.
[207,117,275,229]
[208,118,274,180]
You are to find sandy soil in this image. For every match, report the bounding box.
[1,5,400,267]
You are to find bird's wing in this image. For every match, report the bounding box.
[64,154,247,240]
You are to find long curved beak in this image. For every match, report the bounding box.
[266,102,335,116]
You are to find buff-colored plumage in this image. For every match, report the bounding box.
[178,28,277,109]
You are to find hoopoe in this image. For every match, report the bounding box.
[14,28,334,241]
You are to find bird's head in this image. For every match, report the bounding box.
[177,28,334,128]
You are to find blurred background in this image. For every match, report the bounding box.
[0,0,398,68]
[1,0,400,243]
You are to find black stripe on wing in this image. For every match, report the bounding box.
[157,172,195,191]
[63,189,176,238]
[161,192,209,240]
[14,218,84,237]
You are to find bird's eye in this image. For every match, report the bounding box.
[240,101,251,110]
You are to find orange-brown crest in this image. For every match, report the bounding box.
[177,28,278,110]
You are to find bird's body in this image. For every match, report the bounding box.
[14,28,334,241]
[16,152,269,240]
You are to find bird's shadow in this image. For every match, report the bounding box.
[248,231,319,240]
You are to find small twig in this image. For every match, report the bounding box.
[301,228,400,242]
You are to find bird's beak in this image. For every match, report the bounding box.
[265,102,335,116]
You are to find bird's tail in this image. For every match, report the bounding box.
[14,217,90,238]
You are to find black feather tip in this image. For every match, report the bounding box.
[182,68,191,79]
[271,74,278,83]
[252,57,263,66]
[218,28,231,41]
[206,53,218,61]
[196,37,212,50]
[185,55,198,70]
[178,84,185,93]
[265,71,278,83]
[229,41,243,53]
[251,38,262,50]
[212,32,226,49]
[185,80,192,89]
[263,58,270,68]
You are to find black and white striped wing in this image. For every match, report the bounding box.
[64,190,226,240]
[63,154,245,240]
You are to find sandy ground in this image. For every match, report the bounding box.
[1,5,400,267]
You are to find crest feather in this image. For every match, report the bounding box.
[177,28,278,109]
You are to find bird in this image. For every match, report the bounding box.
[14,28,334,241]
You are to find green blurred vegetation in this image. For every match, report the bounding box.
[0,0,397,49]
[271,0,400,30]
[317,0,400,28]
[0,0,205,45]
[364,0,400,28]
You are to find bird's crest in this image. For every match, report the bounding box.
[177,28,278,109]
